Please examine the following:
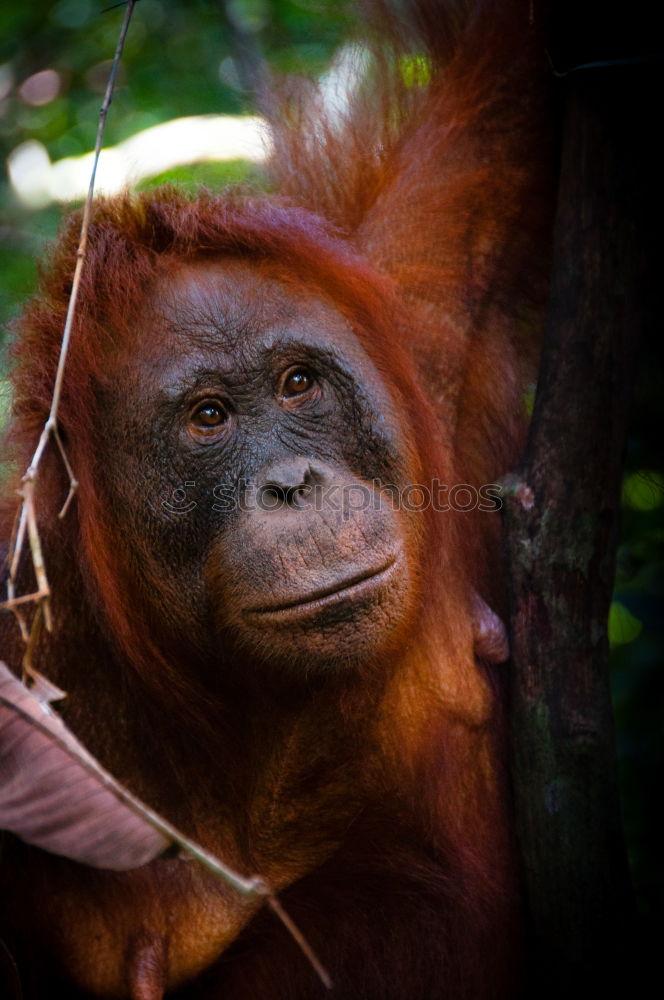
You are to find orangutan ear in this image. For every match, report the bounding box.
[472,594,509,664]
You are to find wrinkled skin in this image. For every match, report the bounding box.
[106,261,419,678]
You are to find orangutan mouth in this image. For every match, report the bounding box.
[246,558,398,618]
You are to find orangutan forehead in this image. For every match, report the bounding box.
[150,259,363,360]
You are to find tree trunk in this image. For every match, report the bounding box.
[504,24,657,998]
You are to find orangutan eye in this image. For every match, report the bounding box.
[189,400,228,431]
[280,367,316,399]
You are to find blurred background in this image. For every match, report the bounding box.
[0,0,351,333]
[1,0,661,927]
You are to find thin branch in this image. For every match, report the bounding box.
[53,425,78,519]
[267,893,334,990]
[48,2,136,425]
[1,1,138,638]
[2,590,50,610]
[5,504,29,641]
[24,481,52,632]
[21,600,44,682]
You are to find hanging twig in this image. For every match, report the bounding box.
[266,893,334,990]
[1,1,137,654]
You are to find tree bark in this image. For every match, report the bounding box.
[504,39,656,1000]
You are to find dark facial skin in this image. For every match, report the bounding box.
[99,260,419,677]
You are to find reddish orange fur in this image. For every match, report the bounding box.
[0,1,552,996]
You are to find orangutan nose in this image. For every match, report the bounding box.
[255,459,328,510]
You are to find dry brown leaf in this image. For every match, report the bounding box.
[0,661,169,869]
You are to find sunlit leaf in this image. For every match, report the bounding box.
[622,470,664,512]
[608,602,643,646]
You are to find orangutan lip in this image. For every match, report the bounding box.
[246,558,397,617]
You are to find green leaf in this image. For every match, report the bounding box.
[608,601,643,646]
[622,470,664,511]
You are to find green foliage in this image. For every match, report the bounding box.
[609,601,643,646]
[611,349,664,917]
[0,1,348,162]
[0,0,347,340]
[0,205,62,334]
[137,159,259,192]
[622,470,664,512]
[400,54,431,88]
